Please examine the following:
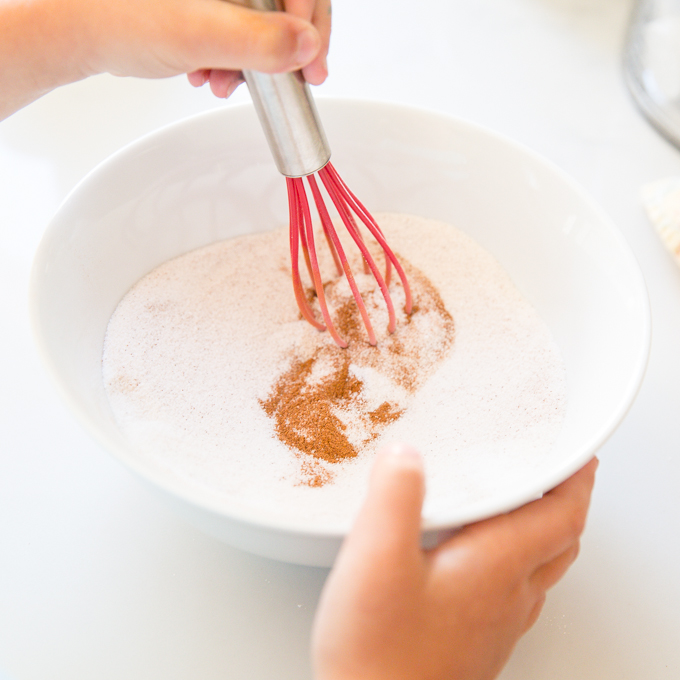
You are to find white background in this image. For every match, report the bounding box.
[2,0,679,678]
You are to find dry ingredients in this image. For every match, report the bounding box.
[260,260,454,485]
[102,213,567,530]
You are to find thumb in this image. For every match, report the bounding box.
[185,3,321,74]
[343,443,426,565]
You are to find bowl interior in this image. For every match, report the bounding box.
[30,100,650,537]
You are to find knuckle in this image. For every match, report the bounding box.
[567,507,588,539]
[258,15,300,69]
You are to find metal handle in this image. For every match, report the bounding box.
[241,0,331,177]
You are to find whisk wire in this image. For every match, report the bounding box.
[287,178,324,331]
[294,176,349,348]
[323,165,382,279]
[324,163,413,312]
[319,216,343,277]
[288,162,412,347]
[295,182,315,285]
[307,174,378,346]
[317,167,397,336]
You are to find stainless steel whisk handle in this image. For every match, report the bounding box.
[241,0,331,177]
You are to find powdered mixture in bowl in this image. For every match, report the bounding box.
[102,213,566,529]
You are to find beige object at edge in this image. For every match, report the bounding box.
[642,177,680,266]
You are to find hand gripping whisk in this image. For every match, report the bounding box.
[243,1,412,348]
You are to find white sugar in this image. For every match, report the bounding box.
[102,213,566,531]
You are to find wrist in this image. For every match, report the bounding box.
[0,0,99,119]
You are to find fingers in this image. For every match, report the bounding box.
[311,443,425,679]
[497,457,598,570]
[341,443,425,567]
[283,0,316,23]
[522,543,580,633]
[523,457,598,564]
[302,0,331,84]
[531,541,580,591]
[187,69,210,87]
[524,592,547,632]
[435,458,597,588]
[180,1,321,75]
[187,68,244,98]
[242,0,330,83]
[208,70,244,98]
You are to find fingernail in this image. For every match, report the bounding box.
[383,442,422,461]
[225,78,243,99]
[295,28,319,65]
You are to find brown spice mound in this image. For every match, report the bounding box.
[261,247,455,487]
[261,354,361,464]
[369,402,404,424]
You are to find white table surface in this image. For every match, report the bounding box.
[2,0,680,678]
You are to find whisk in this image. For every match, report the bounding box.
[243,1,411,348]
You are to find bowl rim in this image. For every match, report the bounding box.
[29,97,652,538]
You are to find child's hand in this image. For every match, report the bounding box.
[0,0,330,119]
[188,0,331,98]
[312,444,598,680]
[85,0,329,94]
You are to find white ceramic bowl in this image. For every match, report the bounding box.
[30,100,650,567]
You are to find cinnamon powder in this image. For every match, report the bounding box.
[260,253,455,486]
[102,212,568,526]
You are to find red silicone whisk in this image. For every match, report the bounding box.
[243,2,411,347]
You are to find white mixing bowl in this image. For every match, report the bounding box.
[30,100,650,567]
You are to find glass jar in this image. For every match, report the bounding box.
[625,0,680,147]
